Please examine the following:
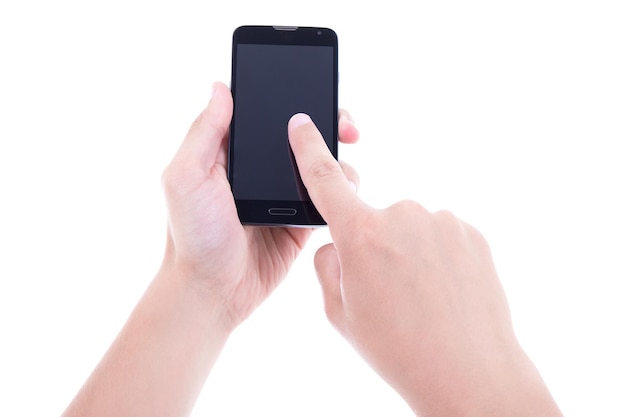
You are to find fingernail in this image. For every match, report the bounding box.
[348,181,358,193]
[210,82,218,99]
[289,113,312,128]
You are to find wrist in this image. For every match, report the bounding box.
[155,257,236,339]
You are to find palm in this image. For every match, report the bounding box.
[207,167,312,323]
[164,158,311,326]
[163,82,357,329]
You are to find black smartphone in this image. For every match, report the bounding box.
[228,25,338,226]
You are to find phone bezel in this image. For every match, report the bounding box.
[228,25,339,227]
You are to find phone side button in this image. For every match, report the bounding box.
[268,208,297,216]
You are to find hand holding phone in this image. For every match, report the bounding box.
[228,25,339,226]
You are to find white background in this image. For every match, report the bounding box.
[1,1,625,416]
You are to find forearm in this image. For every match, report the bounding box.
[62,263,231,417]
[397,343,563,417]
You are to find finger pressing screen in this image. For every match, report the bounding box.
[288,113,363,228]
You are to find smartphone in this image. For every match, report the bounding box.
[228,25,338,226]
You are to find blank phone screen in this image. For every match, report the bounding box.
[231,43,335,201]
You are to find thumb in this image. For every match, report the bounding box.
[314,243,344,325]
[173,82,233,172]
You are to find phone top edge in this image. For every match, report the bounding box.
[233,25,337,40]
[234,25,334,30]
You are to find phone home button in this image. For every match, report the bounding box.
[268,208,297,216]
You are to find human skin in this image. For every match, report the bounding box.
[61,82,562,417]
[60,82,359,417]
[288,113,563,417]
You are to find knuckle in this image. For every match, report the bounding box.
[308,158,343,182]
[433,209,490,248]
[389,199,428,218]
[433,209,458,224]
[464,221,490,250]
[433,209,464,235]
